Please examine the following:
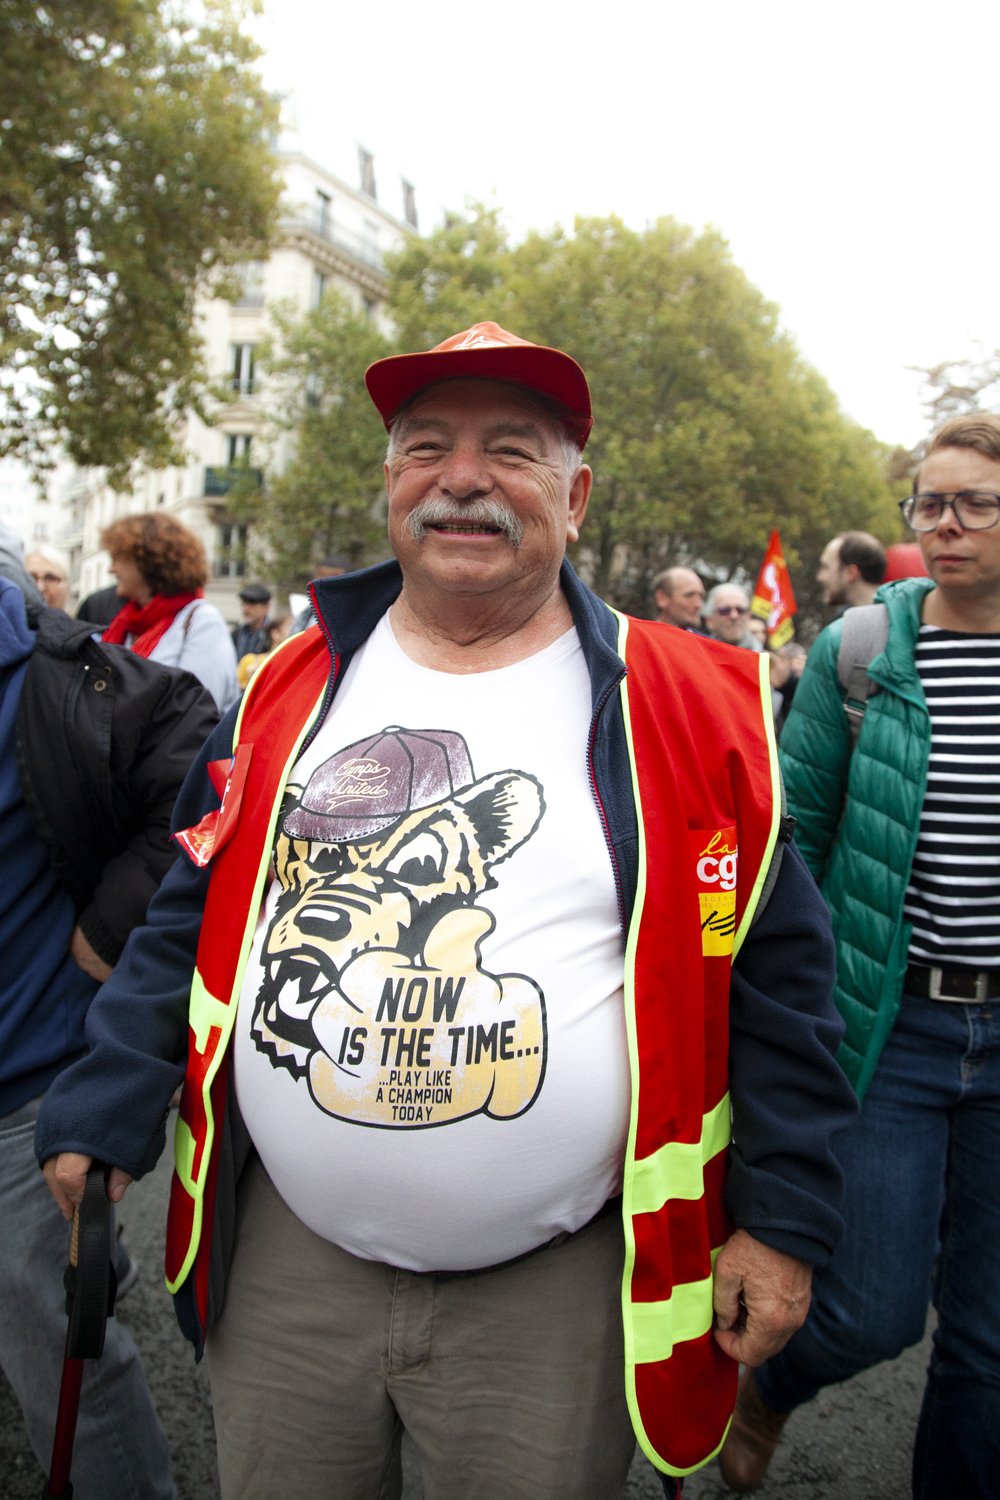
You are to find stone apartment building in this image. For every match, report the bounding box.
[54,143,419,620]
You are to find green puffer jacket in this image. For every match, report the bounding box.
[779,577,936,1097]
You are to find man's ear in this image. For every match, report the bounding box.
[566,464,593,544]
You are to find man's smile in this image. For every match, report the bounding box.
[426,520,504,535]
[404,493,525,546]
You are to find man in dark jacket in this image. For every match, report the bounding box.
[230,582,272,660]
[0,577,216,1498]
[36,325,856,1500]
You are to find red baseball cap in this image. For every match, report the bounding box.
[365,321,593,449]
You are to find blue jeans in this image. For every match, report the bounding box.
[755,992,1000,1500]
[0,1096,176,1499]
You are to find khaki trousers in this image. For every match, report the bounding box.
[206,1156,636,1499]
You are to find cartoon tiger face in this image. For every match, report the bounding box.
[251,769,542,1077]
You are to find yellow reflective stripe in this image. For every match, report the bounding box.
[630,1094,731,1215]
[167,1107,205,1293]
[627,1245,728,1478]
[170,673,329,1291]
[628,1248,730,1477]
[172,979,231,1198]
[173,1113,196,1185]
[611,608,745,1477]
[732,651,782,956]
[231,642,269,737]
[611,609,653,1433]
[187,973,235,1055]
[629,1256,720,1365]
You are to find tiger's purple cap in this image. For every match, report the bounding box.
[282,726,474,842]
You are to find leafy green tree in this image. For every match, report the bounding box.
[0,0,280,481]
[251,206,899,617]
[386,204,511,350]
[229,290,393,587]
[392,209,899,615]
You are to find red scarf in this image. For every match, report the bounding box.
[103,590,203,657]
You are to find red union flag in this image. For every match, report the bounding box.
[751,529,797,648]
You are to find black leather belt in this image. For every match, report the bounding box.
[905,962,1000,1003]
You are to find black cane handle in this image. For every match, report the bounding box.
[64,1161,113,1359]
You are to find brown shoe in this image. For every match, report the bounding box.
[717,1368,791,1492]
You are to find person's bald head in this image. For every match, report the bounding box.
[817,531,886,607]
[653,566,705,629]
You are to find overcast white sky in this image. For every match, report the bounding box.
[254,0,999,450]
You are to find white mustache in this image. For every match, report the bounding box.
[404,497,524,546]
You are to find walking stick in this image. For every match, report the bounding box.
[43,1161,116,1499]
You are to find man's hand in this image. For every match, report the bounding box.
[43,1152,133,1221]
[712,1228,812,1366]
[70,925,113,982]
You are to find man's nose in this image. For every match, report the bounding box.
[438,443,493,498]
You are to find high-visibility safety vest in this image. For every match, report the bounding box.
[166,609,780,1479]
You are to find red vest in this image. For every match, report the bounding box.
[167,613,779,1478]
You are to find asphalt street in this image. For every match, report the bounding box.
[2,1148,931,1499]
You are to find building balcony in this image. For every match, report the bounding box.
[282,211,384,271]
[203,465,263,497]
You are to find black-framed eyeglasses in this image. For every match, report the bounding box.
[714,604,749,617]
[900,491,1000,532]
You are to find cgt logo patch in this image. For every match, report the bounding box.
[691,828,738,956]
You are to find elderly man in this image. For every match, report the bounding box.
[815,530,886,612]
[720,414,1000,1498]
[230,582,272,660]
[38,323,855,1500]
[703,582,761,649]
[653,565,706,631]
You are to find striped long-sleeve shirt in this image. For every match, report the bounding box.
[904,625,1000,968]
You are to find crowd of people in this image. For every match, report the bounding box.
[1,321,997,1500]
[651,540,894,734]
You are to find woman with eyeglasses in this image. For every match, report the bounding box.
[720,413,1000,1500]
[24,547,71,612]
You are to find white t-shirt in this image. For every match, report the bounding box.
[233,614,629,1270]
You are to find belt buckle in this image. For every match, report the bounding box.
[926,966,987,1002]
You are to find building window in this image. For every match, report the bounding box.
[230,343,256,395]
[362,296,377,319]
[312,269,327,309]
[359,147,376,199]
[361,219,380,264]
[227,433,252,464]
[402,179,418,229]
[215,522,249,578]
[316,190,331,236]
[235,260,265,309]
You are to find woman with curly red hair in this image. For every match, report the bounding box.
[102,513,238,713]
